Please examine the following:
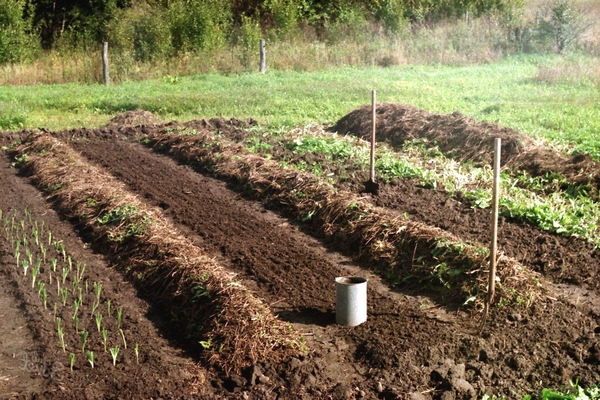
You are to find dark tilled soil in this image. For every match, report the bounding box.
[0,152,215,399]
[65,137,600,398]
[1,111,600,399]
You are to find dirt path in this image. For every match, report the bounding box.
[69,138,600,398]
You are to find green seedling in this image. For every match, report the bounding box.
[67,255,72,271]
[14,249,20,269]
[60,288,68,305]
[80,331,88,353]
[93,282,102,302]
[106,300,111,317]
[22,260,29,276]
[94,313,102,332]
[118,328,127,349]
[51,258,57,272]
[90,299,98,317]
[25,247,32,266]
[76,262,86,282]
[73,315,79,333]
[102,328,108,352]
[61,267,69,284]
[53,302,57,318]
[40,243,46,263]
[57,318,65,352]
[32,228,38,246]
[73,298,81,319]
[116,307,123,329]
[134,342,139,364]
[109,347,119,366]
[84,279,88,292]
[69,353,75,371]
[37,281,44,296]
[47,231,52,246]
[31,260,40,288]
[86,351,94,368]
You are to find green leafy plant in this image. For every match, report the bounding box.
[119,328,127,349]
[109,347,119,366]
[95,313,102,332]
[86,351,94,368]
[80,331,88,353]
[102,328,108,352]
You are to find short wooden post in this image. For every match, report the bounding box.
[102,42,110,86]
[487,138,501,306]
[370,90,376,183]
[259,39,266,74]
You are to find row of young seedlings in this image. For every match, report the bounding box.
[1,208,140,370]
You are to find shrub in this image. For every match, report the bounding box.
[533,0,590,53]
[0,0,39,64]
[168,0,232,53]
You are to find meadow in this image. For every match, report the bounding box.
[0,53,599,159]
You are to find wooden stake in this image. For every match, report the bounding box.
[487,138,502,306]
[102,42,110,86]
[370,90,376,183]
[259,39,266,74]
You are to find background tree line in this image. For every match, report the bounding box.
[1,0,524,64]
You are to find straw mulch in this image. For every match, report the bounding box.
[146,128,546,309]
[14,132,300,373]
[331,103,600,188]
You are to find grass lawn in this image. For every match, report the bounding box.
[1,54,598,157]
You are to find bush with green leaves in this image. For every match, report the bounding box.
[168,0,232,53]
[0,0,39,64]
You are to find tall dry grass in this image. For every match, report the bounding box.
[0,16,514,86]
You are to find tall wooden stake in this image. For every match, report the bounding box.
[102,42,110,86]
[487,138,502,306]
[259,39,266,74]
[370,90,376,183]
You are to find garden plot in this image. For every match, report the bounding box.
[1,107,600,399]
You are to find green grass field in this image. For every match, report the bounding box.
[1,54,599,158]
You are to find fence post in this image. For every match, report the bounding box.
[102,42,110,86]
[259,39,266,74]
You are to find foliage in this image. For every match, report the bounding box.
[533,0,590,53]
[0,0,39,64]
[168,0,232,53]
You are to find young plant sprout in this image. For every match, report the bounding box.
[86,351,94,368]
[53,302,57,318]
[76,263,86,282]
[102,329,108,352]
[134,342,139,364]
[69,353,75,371]
[95,313,102,332]
[73,315,79,333]
[60,288,68,305]
[118,328,127,349]
[116,307,123,329]
[61,267,69,284]
[85,279,89,292]
[51,258,57,272]
[41,286,47,309]
[91,299,99,317]
[93,282,102,302]
[31,260,40,288]
[57,321,65,352]
[109,347,119,366]
[73,298,81,319]
[40,243,46,263]
[25,247,32,266]
[67,255,72,271]
[22,260,29,276]
[106,300,111,317]
[80,331,88,353]
[37,281,44,296]
[48,231,52,246]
